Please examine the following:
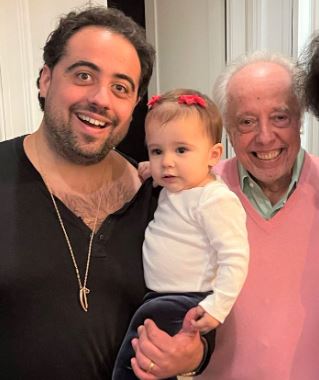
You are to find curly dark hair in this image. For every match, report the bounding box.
[36,6,155,110]
[298,32,319,120]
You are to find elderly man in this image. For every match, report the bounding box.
[199,52,319,380]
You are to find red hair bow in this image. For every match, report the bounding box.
[147,95,161,108]
[147,94,207,109]
[178,95,206,107]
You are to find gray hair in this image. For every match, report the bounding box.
[213,51,304,131]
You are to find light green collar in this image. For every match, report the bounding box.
[239,149,305,219]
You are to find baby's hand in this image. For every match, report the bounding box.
[183,306,220,335]
[138,161,151,182]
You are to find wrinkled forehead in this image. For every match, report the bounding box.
[229,62,293,97]
[227,63,299,114]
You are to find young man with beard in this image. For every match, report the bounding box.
[0,6,211,380]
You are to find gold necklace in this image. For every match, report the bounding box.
[34,136,103,312]
[48,187,102,312]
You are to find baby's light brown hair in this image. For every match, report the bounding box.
[145,88,223,143]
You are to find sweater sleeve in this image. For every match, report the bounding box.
[196,186,249,323]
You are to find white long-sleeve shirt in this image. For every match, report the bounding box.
[143,179,249,323]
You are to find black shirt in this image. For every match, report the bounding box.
[0,136,158,379]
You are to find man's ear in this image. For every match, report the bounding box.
[208,143,223,167]
[135,95,141,106]
[39,65,52,98]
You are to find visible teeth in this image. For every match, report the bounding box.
[78,114,106,127]
[256,150,281,160]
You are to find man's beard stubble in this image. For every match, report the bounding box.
[43,104,127,166]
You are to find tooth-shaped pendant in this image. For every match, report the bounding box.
[79,287,90,312]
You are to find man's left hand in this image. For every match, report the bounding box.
[130,318,204,379]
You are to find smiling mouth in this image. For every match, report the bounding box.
[253,149,282,160]
[77,113,109,128]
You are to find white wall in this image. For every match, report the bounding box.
[145,0,227,152]
[145,0,298,96]
[145,0,225,97]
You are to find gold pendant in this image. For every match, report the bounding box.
[79,287,90,312]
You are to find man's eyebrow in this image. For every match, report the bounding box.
[65,62,137,92]
[272,106,290,113]
[114,73,136,93]
[66,60,100,73]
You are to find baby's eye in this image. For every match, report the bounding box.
[176,147,187,154]
[149,148,162,155]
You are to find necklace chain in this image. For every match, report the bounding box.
[34,135,104,312]
[48,188,102,312]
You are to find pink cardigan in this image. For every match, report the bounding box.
[199,153,319,380]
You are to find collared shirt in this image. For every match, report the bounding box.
[238,149,305,219]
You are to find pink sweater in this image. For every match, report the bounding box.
[199,153,319,380]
